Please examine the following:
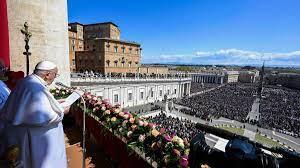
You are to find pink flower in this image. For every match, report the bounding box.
[113,108,120,114]
[143,121,148,127]
[180,155,189,168]
[138,134,146,142]
[148,123,155,128]
[164,135,172,142]
[129,117,135,124]
[159,128,166,134]
[138,120,144,126]
[92,96,98,101]
[118,112,125,117]
[95,101,102,105]
[131,124,137,130]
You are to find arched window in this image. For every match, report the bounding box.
[128,61,132,67]
[106,60,110,67]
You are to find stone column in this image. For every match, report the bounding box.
[165,100,169,112]
[7,0,70,85]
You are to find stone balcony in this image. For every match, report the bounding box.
[70,76,192,85]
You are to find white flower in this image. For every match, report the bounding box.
[138,134,146,142]
[114,108,120,114]
[122,120,128,127]
[119,112,125,117]
[104,110,110,115]
[127,131,133,138]
[111,117,117,122]
[123,114,129,119]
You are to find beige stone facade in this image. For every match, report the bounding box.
[225,71,239,83]
[84,22,120,40]
[73,22,141,74]
[68,23,84,72]
[71,22,169,75]
[7,0,70,85]
[139,66,169,74]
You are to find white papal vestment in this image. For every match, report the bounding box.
[0,74,67,168]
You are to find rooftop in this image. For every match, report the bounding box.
[69,22,119,28]
[95,37,140,46]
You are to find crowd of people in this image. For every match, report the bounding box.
[72,71,190,79]
[190,82,221,93]
[147,113,200,142]
[259,85,300,135]
[177,83,257,122]
[176,82,300,136]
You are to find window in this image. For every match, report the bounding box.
[167,90,170,95]
[151,89,154,98]
[114,46,118,53]
[136,49,139,54]
[160,90,162,96]
[128,93,132,101]
[174,89,177,94]
[114,94,118,103]
[72,40,75,45]
[72,45,75,51]
[122,47,125,53]
[140,92,144,100]
[72,59,75,66]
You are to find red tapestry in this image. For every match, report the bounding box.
[0,0,10,68]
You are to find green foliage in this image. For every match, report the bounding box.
[175,66,193,72]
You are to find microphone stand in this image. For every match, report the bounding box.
[74,90,86,168]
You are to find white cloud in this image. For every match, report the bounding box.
[143,49,300,66]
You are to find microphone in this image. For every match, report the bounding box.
[55,82,85,96]
[55,82,73,90]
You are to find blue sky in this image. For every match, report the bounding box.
[68,0,300,67]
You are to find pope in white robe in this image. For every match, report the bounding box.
[0,61,68,168]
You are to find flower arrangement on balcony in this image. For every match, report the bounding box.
[50,88,72,99]
[52,89,190,167]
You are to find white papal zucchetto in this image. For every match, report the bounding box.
[35,60,57,70]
